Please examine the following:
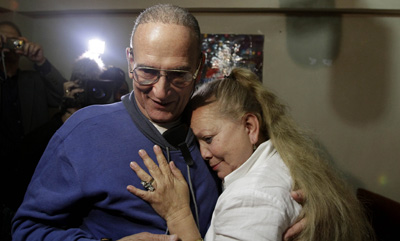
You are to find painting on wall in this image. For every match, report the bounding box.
[200,34,264,83]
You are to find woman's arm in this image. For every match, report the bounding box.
[127,145,202,241]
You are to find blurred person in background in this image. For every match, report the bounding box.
[99,65,130,102]
[0,21,66,241]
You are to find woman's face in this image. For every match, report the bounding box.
[191,103,254,180]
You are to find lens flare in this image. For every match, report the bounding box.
[88,39,105,55]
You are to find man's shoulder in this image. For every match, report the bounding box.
[61,102,129,131]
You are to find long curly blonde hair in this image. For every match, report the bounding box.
[190,67,375,241]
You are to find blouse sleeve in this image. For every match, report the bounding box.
[208,186,300,241]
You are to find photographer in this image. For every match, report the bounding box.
[100,65,130,102]
[62,61,129,119]
[0,21,66,241]
[60,55,105,119]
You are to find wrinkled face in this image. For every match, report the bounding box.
[127,23,200,123]
[191,103,254,180]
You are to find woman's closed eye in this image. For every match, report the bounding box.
[202,136,213,144]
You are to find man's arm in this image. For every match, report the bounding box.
[11,133,97,240]
[283,190,306,241]
[18,37,67,106]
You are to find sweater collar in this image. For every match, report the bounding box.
[122,91,195,150]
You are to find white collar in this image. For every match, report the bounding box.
[223,140,276,190]
[150,118,182,134]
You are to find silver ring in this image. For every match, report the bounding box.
[65,89,70,94]
[141,178,155,192]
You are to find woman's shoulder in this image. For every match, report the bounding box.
[223,155,296,206]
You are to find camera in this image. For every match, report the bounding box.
[3,38,24,50]
[64,78,116,109]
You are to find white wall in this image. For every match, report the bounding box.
[1,1,399,202]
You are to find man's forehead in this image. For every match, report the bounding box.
[132,23,199,63]
[133,23,197,44]
[0,24,19,37]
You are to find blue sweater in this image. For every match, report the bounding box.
[12,93,220,240]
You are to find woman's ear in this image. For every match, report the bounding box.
[243,113,260,145]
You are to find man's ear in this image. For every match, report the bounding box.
[195,52,206,84]
[243,113,260,145]
[126,47,134,79]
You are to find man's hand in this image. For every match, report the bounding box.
[117,232,178,241]
[63,81,84,98]
[291,190,304,204]
[283,190,306,241]
[17,37,46,65]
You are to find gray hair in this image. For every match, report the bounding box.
[130,4,201,53]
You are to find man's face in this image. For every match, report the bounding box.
[0,24,20,63]
[0,24,19,40]
[127,23,200,124]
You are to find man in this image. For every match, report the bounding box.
[11,5,303,241]
[12,5,219,241]
[0,21,66,241]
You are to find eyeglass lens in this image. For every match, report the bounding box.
[135,68,192,86]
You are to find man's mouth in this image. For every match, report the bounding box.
[152,99,172,108]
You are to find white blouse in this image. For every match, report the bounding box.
[204,140,302,241]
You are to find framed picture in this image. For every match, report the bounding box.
[201,34,264,83]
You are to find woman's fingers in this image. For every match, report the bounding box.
[127,146,191,220]
[130,162,153,183]
[127,184,152,202]
[138,148,162,178]
[153,145,172,174]
[169,161,185,183]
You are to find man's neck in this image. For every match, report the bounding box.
[150,118,182,134]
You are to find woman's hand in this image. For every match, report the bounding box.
[127,145,191,223]
[117,232,178,241]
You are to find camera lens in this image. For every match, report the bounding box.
[90,86,106,99]
[85,80,114,105]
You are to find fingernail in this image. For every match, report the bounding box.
[169,234,178,241]
[138,149,145,156]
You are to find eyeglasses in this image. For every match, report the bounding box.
[129,56,202,88]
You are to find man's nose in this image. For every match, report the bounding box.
[152,75,171,99]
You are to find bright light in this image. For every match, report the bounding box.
[80,51,105,69]
[88,39,105,55]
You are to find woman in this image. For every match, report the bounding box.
[127,68,375,241]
